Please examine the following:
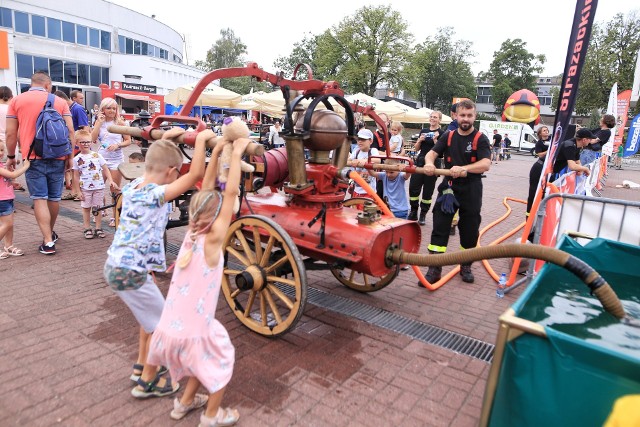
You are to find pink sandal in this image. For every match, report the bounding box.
[199,407,239,427]
[3,245,24,257]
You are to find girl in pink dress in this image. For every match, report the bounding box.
[148,132,250,426]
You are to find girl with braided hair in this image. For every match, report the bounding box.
[147,131,250,426]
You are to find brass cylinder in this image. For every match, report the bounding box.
[331,138,350,170]
[308,150,331,164]
[284,135,308,187]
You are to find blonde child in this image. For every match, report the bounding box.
[0,142,30,258]
[147,130,248,426]
[104,127,206,398]
[72,129,117,238]
[389,121,404,155]
[347,128,380,198]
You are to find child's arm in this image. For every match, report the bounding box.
[164,128,207,202]
[101,164,118,192]
[0,160,30,179]
[72,169,83,200]
[209,138,251,243]
[201,131,229,190]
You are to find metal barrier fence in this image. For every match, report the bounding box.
[506,193,640,294]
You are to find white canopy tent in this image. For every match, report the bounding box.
[164,83,242,108]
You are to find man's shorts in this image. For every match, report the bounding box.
[25,159,65,201]
[80,188,105,209]
[0,199,14,216]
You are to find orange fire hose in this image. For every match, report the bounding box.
[478,197,526,282]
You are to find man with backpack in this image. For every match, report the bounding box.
[5,71,75,255]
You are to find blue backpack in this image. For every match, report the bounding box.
[28,93,72,160]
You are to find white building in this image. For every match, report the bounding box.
[0,0,204,109]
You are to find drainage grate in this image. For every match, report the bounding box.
[278,283,495,363]
[37,196,495,363]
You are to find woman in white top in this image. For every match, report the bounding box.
[91,97,132,226]
[268,119,285,148]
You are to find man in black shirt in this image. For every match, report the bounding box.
[552,128,592,179]
[491,130,502,164]
[422,100,492,283]
[503,133,511,159]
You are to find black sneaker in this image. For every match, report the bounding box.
[418,212,427,226]
[425,266,442,283]
[39,242,56,255]
[408,210,418,221]
[460,265,474,283]
[51,231,59,243]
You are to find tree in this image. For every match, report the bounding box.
[404,27,476,112]
[574,11,640,116]
[311,5,413,95]
[196,28,270,94]
[272,33,321,80]
[487,38,545,114]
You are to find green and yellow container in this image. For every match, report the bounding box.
[481,236,640,427]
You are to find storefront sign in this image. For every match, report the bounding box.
[111,81,157,93]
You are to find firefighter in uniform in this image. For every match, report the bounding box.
[422,100,491,283]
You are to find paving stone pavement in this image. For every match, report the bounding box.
[1,151,638,427]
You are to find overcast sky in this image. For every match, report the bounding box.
[109,0,638,77]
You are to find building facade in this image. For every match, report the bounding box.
[0,0,204,110]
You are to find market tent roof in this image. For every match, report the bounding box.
[251,90,345,117]
[383,100,432,124]
[164,83,242,108]
[344,93,404,118]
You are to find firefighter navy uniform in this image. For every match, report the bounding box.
[426,128,491,282]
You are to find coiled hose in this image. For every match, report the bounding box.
[388,244,626,319]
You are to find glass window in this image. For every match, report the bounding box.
[134,40,141,55]
[118,35,125,53]
[14,11,29,33]
[126,37,133,54]
[64,62,77,84]
[89,28,99,48]
[47,17,61,40]
[102,67,109,85]
[19,83,30,94]
[0,8,12,28]
[33,56,49,74]
[16,54,33,79]
[147,45,155,57]
[62,21,75,43]
[100,30,111,51]
[140,42,148,56]
[77,25,87,45]
[31,15,45,36]
[49,59,63,82]
[89,65,101,86]
[77,64,89,85]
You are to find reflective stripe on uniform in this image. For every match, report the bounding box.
[428,244,447,253]
[420,198,432,204]
[409,196,420,201]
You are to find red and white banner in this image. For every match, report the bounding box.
[614,90,632,149]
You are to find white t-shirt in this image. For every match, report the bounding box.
[349,147,379,194]
[97,121,125,164]
[390,134,403,153]
[72,151,107,190]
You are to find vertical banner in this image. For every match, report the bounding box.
[624,113,640,157]
[614,90,632,148]
[601,83,617,156]
[631,49,640,107]
[516,0,599,277]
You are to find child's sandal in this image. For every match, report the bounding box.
[3,245,24,256]
[94,229,106,238]
[108,218,116,227]
[84,229,94,239]
[0,250,9,260]
[131,374,179,398]
[199,407,240,427]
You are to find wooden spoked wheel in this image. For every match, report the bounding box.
[330,197,398,292]
[221,215,307,337]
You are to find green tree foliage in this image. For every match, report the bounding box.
[487,38,545,113]
[195,28,270,94]
[272,33,320,80]
[311,5,413,95]
[574,12,640,116]
[404,27,476,112]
